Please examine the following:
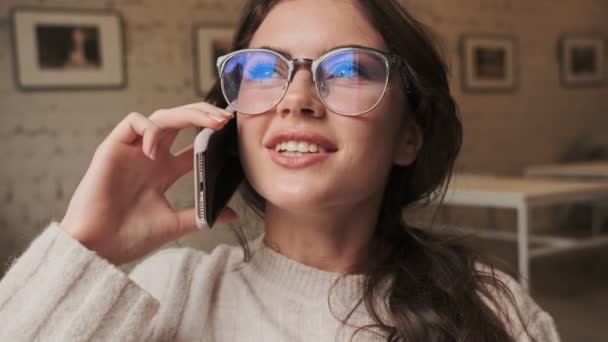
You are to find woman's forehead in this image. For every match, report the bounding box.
[248,0,386,58]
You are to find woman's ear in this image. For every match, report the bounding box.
[393,122,423,166]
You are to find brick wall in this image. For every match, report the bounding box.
[1,0,607,275]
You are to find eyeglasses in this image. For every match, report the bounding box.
[216,47,405,116]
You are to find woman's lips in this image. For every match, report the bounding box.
[264,130,338,152]
[267,148,334,169]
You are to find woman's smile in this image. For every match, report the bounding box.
[267,145,335,169]
[263,127,339,169]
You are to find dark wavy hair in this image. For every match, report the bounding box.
[204,0,533,341]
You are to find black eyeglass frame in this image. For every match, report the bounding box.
[216,46,408,116]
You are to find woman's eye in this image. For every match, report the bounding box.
[245,63,281,80]
[327,63,368,79]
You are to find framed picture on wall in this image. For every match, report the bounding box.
[558,34,606,87]
[10,7,125,90]
[194,25,235,96]
[460,35,517,92]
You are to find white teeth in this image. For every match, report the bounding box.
[281,151,305,157]
[275,140,323,154]
[286,141,298,152]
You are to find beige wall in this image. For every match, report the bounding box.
[411,0,608,173]
[1,0,607,274]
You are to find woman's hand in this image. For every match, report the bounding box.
[60,102,238,265]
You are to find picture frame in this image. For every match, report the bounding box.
[10,7,126,90]
[193,25,235,97]
[558,34,606,87]
[460,35,517,92]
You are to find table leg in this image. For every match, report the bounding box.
[517,204,530,290]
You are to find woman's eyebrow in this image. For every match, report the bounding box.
[256,46,293,58]
[256,44,373,59]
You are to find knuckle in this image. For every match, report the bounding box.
[188,101,208,109]
[147,124,161,136]
[150,108,168,119]
[126,111,144,120]
[125,111,160,135]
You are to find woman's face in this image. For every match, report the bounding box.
[237,0,416,212]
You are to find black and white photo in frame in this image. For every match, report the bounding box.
[460,35,517,92]
[11,8,125,90]
[559,34,606,87]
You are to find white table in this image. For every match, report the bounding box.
[525,161,608,234]
[525,161,608,181]
[440,174,608,290]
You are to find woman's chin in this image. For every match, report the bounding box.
[264,193,332,212]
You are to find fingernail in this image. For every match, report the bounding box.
[218,110,234,118]
[210,112,228,122]
[149,146,157,160]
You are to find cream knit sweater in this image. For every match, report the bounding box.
[0,222,560,341]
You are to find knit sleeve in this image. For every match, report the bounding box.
[522,310,561,342]
[127,245,207,341]
[0,222,160,342]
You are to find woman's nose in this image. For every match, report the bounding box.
[275,69,326,118]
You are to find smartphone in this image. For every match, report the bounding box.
[193,106,244,229]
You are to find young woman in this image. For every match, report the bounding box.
[0,0,560,341]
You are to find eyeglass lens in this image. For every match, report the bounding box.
[220,50,389,115]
